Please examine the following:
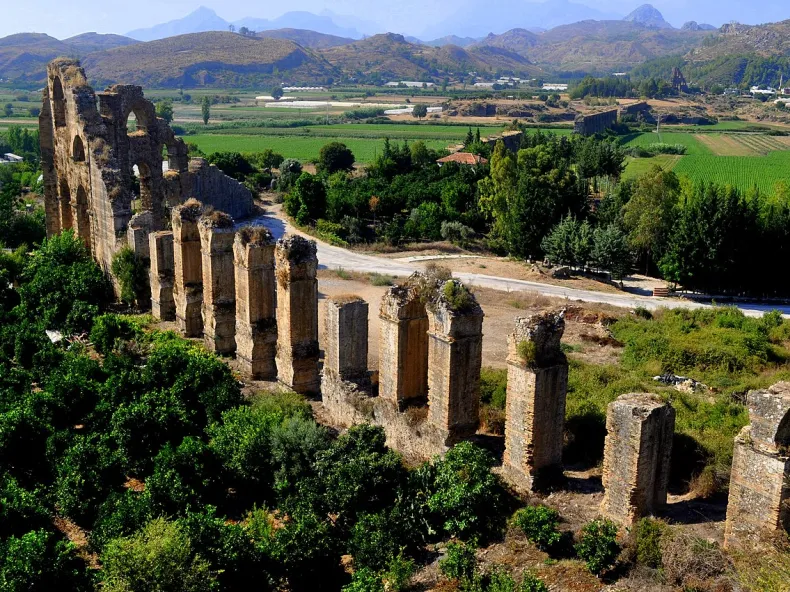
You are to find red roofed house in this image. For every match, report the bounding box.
[436,152,489,167]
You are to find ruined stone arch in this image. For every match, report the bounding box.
[123,101,156,134]
[52,77,66,128]
[133,161,154,212]
[72,135,85,162]
[59,178,73,230]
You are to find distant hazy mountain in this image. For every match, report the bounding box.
[127,6,228,41]
[234,12,362,39]
[419,0,621,39]
[423,35,481,48]
[63,33,139,53]
[256,28,354,49]
[623,4,674,29]
[681,21,717,31]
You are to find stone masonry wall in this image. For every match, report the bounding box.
[275,236,320,394]
[234,227,277,379]
[172,200,204,337]
[502,311,568,491]
[725,383,790,547]
[199,213,237,354]
[600,393,675,526]
[574,109,618,136]
[149,230,175,321]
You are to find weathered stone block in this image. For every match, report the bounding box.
[149,230,175,321]
[502,311,568,491]
[200,213,236,354]
[275,236,320,394]
[325,297,369,381]
[172,200,203,337]
[234,227,277,379]
[725,382,790,547]
[600,393,675,526]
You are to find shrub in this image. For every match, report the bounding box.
[342,567,384,592]
[90,314,144,355]
[318,142,355,174]
[101,518,216,592]
[441,280,476,313]
[370,273,394,286]
[516,340,537,365]
[519,572,549,592]
[439,540,477,582]
[511,505,562,551]
[575,518,620,575]
[487,566,517,592]
[632,518,666,568]
[480,368,507,410]
[441,220,475,247]
[382,552,415,591]
[660,530,731,590]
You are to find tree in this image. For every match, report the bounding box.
[201,96,211,125]
[27,107,41,118]
[101,518,216,592]
[3,103,12,117]
[623,166,680,274]
[271,87,284,101]
[591,224,631,280]
[412,104,428,120]
[285,173,327,224]
[317,142,355,174]
[206,152,254,181]
[155,99,174,124]
[111,247,150,307]
[228,24,236,33]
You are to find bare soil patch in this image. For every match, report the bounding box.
[695,134,757,156]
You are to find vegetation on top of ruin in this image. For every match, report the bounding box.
[237,225,273,246]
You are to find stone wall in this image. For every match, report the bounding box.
[573,109,619,136]
[600,394,675,526]
[199,212,237,354]
[234,227,277,379]
[39,59,253,280]
[275,236,320,395]
[725,383,790,547]
[502,311,569,491]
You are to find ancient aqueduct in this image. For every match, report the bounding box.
[40,59,790,547]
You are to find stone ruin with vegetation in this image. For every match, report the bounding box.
[39,58,253,277]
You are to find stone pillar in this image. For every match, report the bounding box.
[275,236,320,394]
[379,285,429,408]
[199,212,236,355]
[600,394,675,526]
[325,297,369,383]
[502,311,568,491]
[149,231,175,321]
[172,200,203,337]
[725,383,790,548]
[427,280,483,442]
[234,227,277,379]
[127,211,154,260]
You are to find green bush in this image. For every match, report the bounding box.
[342,567,384,592]
[90,314,145,355]
[575,518,621,575]
[519,572,549,592]
[480,368,507,410]
[441,280,476,313]
[511,505,562,551]
[439,540,477,582]
[633,518,666,569]
[111,247,150,307]
[101,518,216,592]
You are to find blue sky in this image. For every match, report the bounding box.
[2,0,788,39]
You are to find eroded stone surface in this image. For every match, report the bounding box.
[600,393,675,526]
[172,200,204,337]
[199,212,236,354]
[149,230,175,321]
[725,382,790,547]
[234,227,277,379]
[275,236,320,394]
[502,310,568,491]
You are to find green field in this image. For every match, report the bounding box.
[622,154,682,179]
[621,132,712,155]
[673,152,790,194]
[186,134,452,163]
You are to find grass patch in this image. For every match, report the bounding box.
[369,273,394,287]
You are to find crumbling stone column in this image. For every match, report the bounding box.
[379,285,429,408]
[427,280,484,442]
[600,393,675,526]
[502,311,568,491]
[325,297,370,383]
[199,212,236,354]
[172,199,203,337]
[149,230,175,321]
[234,227,277,379]
[725,383,790,547]
[275,236,320,394]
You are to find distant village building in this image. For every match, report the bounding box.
[384,81,434,88]
[282,86,326,92]
[542,83,568,91]
[2,153,23,163]
[751,86,777,96]
[473,82,496,88]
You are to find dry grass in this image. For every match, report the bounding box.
[660,530,733,591]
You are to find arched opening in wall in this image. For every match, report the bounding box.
[75,185,91,249]
[52,77,66,128]
[124,105,152,135]
[59,179,73,230]
[72,135,85,162]
[400,297,430,408]
[775,410,790,450]
[131,162,153,212]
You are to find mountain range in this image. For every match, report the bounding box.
[0,4,786,89]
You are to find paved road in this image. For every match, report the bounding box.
[251,210,790,318]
